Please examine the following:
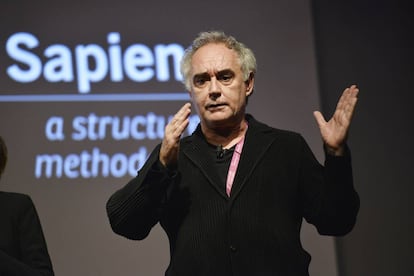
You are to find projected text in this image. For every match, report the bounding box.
[35,112,200,179]
[6,32,184,93]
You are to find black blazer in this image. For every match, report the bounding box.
[0,192,54,276]
[107,114,360,276]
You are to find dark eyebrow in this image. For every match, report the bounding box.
[216,69,234,75]
[193,72,210,80]
[193,69,235,82]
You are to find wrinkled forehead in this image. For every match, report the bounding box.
[191,43,241,75]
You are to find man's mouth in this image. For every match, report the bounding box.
[206,103,227,109]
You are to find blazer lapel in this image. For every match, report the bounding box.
[229,117,278,199]
[180,116,278,200]
[182,130,229,199]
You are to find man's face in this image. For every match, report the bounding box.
[189,43,253,128]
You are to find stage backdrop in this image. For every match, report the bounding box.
[0,0,338,275]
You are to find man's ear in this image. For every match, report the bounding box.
[245,72,255,96]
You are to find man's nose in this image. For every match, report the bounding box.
[208,78,221,98]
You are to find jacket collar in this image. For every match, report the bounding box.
[181,114,278,200]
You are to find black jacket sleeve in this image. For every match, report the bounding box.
[299,137,360,236]
[106,144,176,240]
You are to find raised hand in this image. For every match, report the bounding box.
[159,103,192,168]
[313,85,359,156]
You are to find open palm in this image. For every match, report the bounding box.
[313,85,359,155]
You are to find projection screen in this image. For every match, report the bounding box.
[0,0,338,275]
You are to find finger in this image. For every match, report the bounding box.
[169,116,190,137]
[342,85,359,115]
[170,103,191,127]
[313,111,326,128]
[343,96,358,121]
[177,102,192,117]
[335,85,359,117]
[335,87,350,112]
[349,85,359,99]
[166,103,192,138]
[173,118,190,138]
[347,85,359,99]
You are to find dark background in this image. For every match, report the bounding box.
[312,0,414,275]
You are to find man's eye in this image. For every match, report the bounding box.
[193,75,209,87]
[194,78,206,86]
[218,72,233,83]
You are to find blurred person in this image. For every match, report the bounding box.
[0,136,54,276]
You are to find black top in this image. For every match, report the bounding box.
[0,191,54,276]
[107,114,360,276]
[206,141,235,193]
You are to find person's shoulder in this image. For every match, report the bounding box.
[0,191,33,206]
[265,127,305,147]
[0,192,39,225]
[181,123,202,143]
[247,114,303,140]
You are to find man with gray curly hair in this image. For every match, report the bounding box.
[107,30,360,276]
[180,31,257,92]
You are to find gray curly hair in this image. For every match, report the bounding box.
[180,30,257,91]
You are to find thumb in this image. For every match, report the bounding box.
[313,111,326,128]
